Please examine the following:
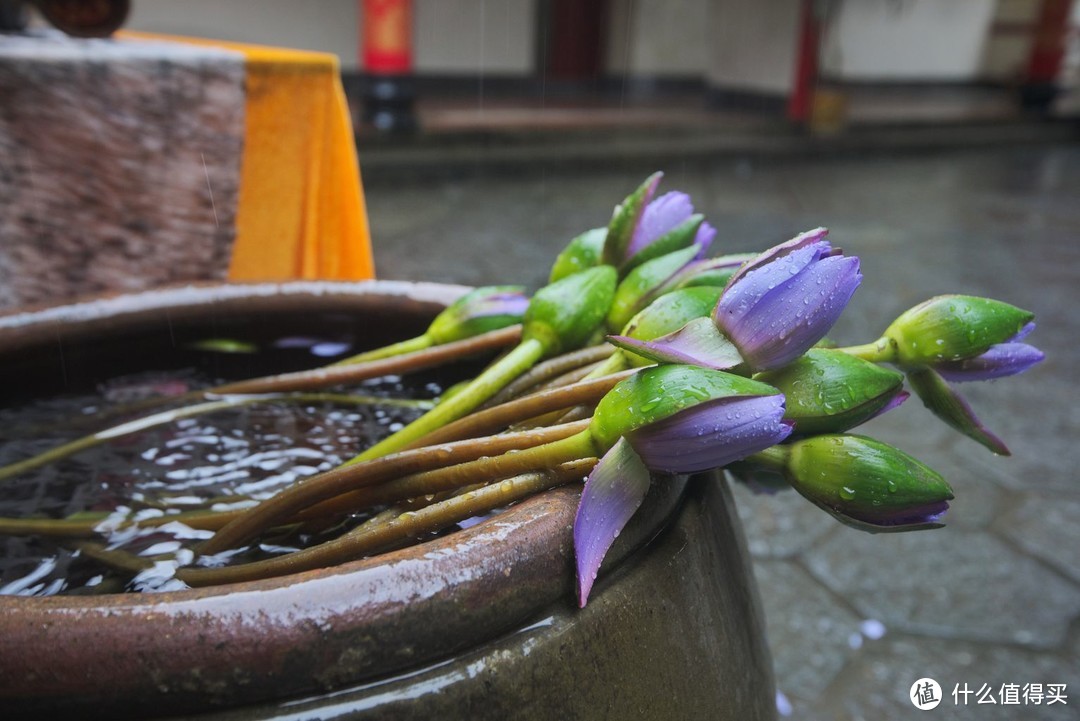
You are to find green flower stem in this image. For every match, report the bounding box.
[216,325,522,395]
[485,344,615,407]
[199,420,589,555]
[345,337,548,465]
[521,352,633,429]
[180,458,597,588]
[308,430,599,519]
[0,394,434,484]
[331,334,434,366]
[745,445,791,472]
[404,370,635,450]
[835,337,897,364]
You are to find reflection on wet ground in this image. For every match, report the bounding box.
[366,145,1080,720]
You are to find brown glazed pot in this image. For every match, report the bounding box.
[0,282,776,720]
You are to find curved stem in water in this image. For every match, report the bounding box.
[179,458,597,587]
[199,420,590,555]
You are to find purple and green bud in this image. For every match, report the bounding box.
[524,265,617,356]
[426,286,529,344]
[602,173,715,276]
[715,228,862,371]
[779,434,954,532]
[755,349,907,436]
[882,295,1035,367]
[576,364,792,605]
[549,228,607,283]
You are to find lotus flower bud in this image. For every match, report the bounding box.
[425,286,529,344]
[589,364,792,470]
[549,228,606,283]
[602,173,714,275]
[784,434,954,531]
[523,266,617,355]
[715,228,862,371]
[756,349,907,436]
[576,364,792,605]
[883,295,1034,367]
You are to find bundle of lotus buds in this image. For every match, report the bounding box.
[0,173,1044,606]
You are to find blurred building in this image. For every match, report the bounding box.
[120,0,1080,121]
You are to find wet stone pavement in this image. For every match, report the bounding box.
[364,145,1080,720]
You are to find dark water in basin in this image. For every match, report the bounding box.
[0,337,469,597]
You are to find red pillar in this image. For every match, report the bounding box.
[1021,0,1074,110]
[787,0,821,124]
[360,0,417,132]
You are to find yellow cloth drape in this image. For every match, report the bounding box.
[119,32,375,281]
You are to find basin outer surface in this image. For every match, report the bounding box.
[0,281,776,720]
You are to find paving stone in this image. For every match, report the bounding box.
[729,479,837,559]
[804,528,1080,648]
[998,494,1080,585]
[752,560,866,706]
[813,635,1080,721]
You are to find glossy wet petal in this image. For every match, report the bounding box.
[627,191,694,260]
[628,393,793,473]
[716,240,862,370]
[608,317,744,370]
[936,342,1044,383]
[574,438,652,607]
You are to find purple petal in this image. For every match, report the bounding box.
[467,292,530,319]
[608,317,744,370]
[723,227,829,290]
[626,191,694,259]
[1010,321,1036,342]
[574,438,652,607]
[716,242,862,370]
[936,342,1044,383]
[693,221,717,259]
[854,499,951,527]
[628,394,793,473]
[866,390,909,422]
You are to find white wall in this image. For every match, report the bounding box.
[126,0,538,75]
[127,0,361,68]
[705,0,801,94]
[414,0,536,75]
[606,0,710,77]
[820,0,997,81]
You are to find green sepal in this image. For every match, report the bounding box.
[906,367,1010,455]
[673,253,756,292]
[602,172,662,268]
[621,214,704,275]
[605,246,700,333]
[756,349,904,436]
[523,266,617,357]
[426,285,528,344]
[884,295,1034,366]
[590,364,778,451]
[618,286,724,370]
[549,228,606,283]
